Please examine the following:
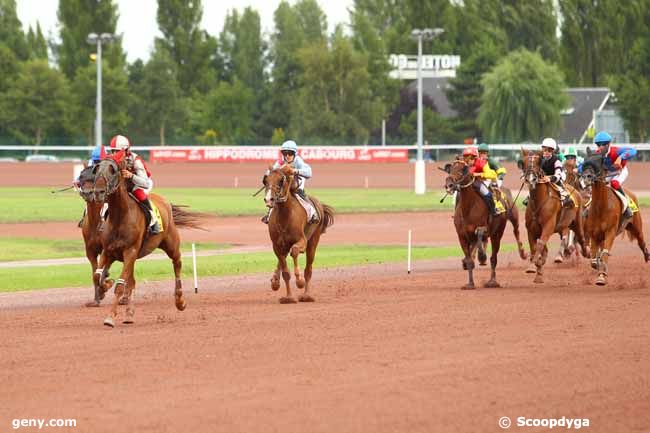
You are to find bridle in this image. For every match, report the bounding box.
[264,169,292,204]
[445,160,474,194]
[523,152,545,188]
[93,158,121,201]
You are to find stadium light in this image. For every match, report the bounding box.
[87,32,115,148]
[411,28,444,195]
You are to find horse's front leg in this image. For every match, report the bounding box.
[85,245,101,307]
[595,229,616,286]
[277,253,296,304]
[104,248,138,327]
[532,221,554,283]
[290,237,307,289]
[459,234,476,290]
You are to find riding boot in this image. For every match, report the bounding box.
[615,186,633,218]
[141,198,161,234]
[482,191,499,216]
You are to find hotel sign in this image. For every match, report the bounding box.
[389,54,461,79]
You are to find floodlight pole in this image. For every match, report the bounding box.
[87,33,114,148]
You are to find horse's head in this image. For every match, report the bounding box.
[77,165,97,202]
[519,149,544,188]
[93,157,123,202]
[444,159,471,194]
[263,164,295,208]
[578,159,602,189]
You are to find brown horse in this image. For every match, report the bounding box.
[520,150,588,283]
[554,159,591,262]
[444,160,507,289]
[91,157,204,327]
[263,164,334,303]
[77,165,113,307]
[579,158,649,285]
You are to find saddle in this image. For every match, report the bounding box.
[488,185,507,215]
[294,191,320,223]
[610,187,639,215]
[128,193,164,234]
[549,183,578,208]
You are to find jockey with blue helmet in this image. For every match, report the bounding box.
[262,140,318,224]
[590,131,637,218]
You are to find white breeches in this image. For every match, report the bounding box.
[608,166,629,185]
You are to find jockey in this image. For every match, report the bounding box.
[563,145,583,179]
[463,146,499,216]
[262,140,319,224]
[593,130,637,218]
[540,138,573,208]
[477,143,506,188]
[87,143,106,167]
[108,134,160,234]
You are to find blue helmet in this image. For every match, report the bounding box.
[594,131,612,145]
[280,140,298,154]
[90,144,104,162]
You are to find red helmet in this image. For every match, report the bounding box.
[463,147,478,157]
[109,135,130,152]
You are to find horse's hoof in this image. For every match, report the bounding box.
[175,299,187,311]
[462,262,468,270]
[554,255,563,264]
[271,279,280,291]
[484,280,501,288]
[118,297,129,306]
[590,260,598,270]
[279,296,297,304]
[103,317,115,328]
[478,261,487,267]
[299,294,315,302]
[85,300,100,307]
[461,284,476,290]
[595,275,607,286]
[533,275,544,284]
[103,278,114,290]
[525,265,536,274]
[123,318,134,324]
[296,278,306,289]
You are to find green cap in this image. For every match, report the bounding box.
[477,143,489,152]
[564,146,577,157]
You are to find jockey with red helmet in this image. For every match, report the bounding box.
[108,134,160,234]
[463,146,499,216]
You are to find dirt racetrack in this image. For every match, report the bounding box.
[1,161,650,432]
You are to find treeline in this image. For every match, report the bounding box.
[0,0,648,147]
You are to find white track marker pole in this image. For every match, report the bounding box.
[234,176,239,188]
[407,229,412,274]
[192,243,198,294]
[364,176,369,189]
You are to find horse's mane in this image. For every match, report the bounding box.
[581,156,603,174]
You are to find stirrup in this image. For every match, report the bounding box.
[623,207,633,218]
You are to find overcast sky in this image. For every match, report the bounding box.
[16,0,354,63]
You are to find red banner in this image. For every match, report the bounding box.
[149,147,409,163]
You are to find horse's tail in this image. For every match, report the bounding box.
[171,204,209,231]
[320,203,335,234]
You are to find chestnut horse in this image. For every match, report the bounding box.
[579,158,649,285]
[91,157,204,327]
[444,159,507,289]
[520,150,588,283]
[263,164,334,303]
[77,165,113,307]
[554,159,591,263]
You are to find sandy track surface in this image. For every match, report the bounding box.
[1,250,649,433]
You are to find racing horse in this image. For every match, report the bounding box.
[91,155,204,326]
[520,150,589,283]
[579,157,649,285]
[262,164,334,303]
[554,158,591,263]
[444,159,507,289]
[77,165,114,307]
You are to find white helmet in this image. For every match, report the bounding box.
[541,137,557,150]
[280,140,298,154]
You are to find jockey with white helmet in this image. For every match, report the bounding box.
[540,137,572,208]
[262,140,318,224]
[108,134,160,234]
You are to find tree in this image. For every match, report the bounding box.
[55,0,125,80]
[497,0,559,61]
[610,34,650,141]
[70,63,130,145]
[291,31,384,144]
[446,42,502,139]
[156,0,218,94]
[138,48,184,145]
[26,23,48,60]
[478,49,569,143]
[0,60,70,145]
[559,0,648,86]
[0,0,29,60]
[200,79,255,144]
